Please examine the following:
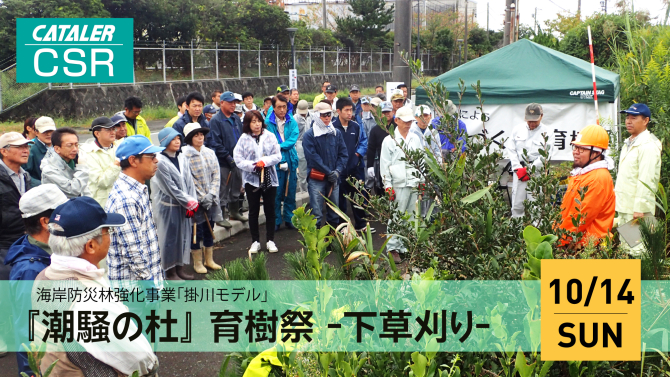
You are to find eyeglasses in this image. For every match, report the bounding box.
[571,145,591,153]
[320,113,332,118]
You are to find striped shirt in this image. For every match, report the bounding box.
[105,173,164,287]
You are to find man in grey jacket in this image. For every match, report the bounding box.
[40,127,91,198]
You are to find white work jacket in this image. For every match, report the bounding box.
[505,122,555,171]
[615,129,662,214]
[379,131,424,189]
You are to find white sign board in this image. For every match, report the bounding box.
[455,101,618,161]
[386,82,404,98]
[289,69,297,90]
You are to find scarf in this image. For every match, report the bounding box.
[312,117,335,137]
[570,158,612,177]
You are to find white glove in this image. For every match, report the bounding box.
[279,163,289,171]
[367,167,374,178]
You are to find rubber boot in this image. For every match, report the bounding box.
[176,265,194,280]
[191,249,207,274]
[165,267,184,281]
[204,246,222,270]
[229,201,248,222]
[216,208,233,229]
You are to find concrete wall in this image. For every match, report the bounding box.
[0,72,392,122]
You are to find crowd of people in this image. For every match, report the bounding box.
[0,77,662,375]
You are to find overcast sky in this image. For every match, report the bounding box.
[475,0,668,31]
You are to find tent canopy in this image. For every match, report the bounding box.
[415,39,620,106]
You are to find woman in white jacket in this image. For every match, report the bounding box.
[234,110,282,256]
[379,106,424,263]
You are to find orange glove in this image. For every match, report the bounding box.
[256,160,265,168]
[386,187,395,201]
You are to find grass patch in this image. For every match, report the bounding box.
[0,106,176,134]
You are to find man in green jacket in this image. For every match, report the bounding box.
[615,103,662,255]
[22,116,56,186]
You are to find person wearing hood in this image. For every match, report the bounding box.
[302,102,349,227]
[234,110,282,255]
[41,127,91,198]
[557,125,615,247]
[505,103,554,218]
[209,91,247,228]
[172,92,210,138]
[79,117,122,208]
[151,128,199,281]
[380,106,424,263]
[614,104,662,255]
[182,123,224,274]
[5,184,67,376]
[265,94,300,231]
[22,116,56,187]
[333,98,369,232]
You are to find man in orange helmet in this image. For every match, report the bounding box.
[557,125,615,247]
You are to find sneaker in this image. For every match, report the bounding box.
[267,241,278,253]
[249,241,261,255]
[356,226,376,234]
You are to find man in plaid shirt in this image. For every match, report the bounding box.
[105,135,165,287]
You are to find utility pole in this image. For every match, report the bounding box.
[487,2,490,42]
[417,0,421,62]
[393,0,412,90]
[578,0,581,18]
[322,0,327,29]
[503,0,513,46]
[464,0,468,63]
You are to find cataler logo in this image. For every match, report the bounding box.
[16,19,133,83]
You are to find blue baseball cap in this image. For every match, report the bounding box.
[381,101,393,112]
[158,127,182,149]
[116,135,164,161]
[220,91,236,102]
[620,103,651,118]
[49,197,126,238]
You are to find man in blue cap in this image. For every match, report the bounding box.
[208,91,247,228]
[34,196,159,376]
[615,103,662,255]
[105,135,165,286]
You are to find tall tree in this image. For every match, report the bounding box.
[334,0,394,48]
[0,0,109,65]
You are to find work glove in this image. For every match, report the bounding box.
[185,202,200,218]
[254,160,266,172]
[418,183,426,195]
[279,162,289,171]
[385,187,396,201]
[515,167,530,182]
[186,200,199,211]
[367,167,374,178]
[327,170,340,183]
[226,155,236,169]
[201,193,215,210]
